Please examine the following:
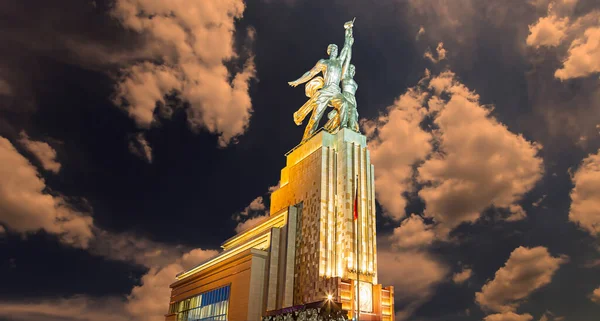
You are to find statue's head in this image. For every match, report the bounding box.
[348,64,356,77]
[327,44,338,58]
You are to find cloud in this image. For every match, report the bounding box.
[424,42,447,63]
[232,195,270,233]
[18,131,61,173]
[418,71,544,236]
[526,15,570,48]
[555,26,600,80]
[378,250,448,321]
[128,132,153,163]
[88,230,189,268]
[0,248,218,321]
[569,149,600,237]
[0,136,93,248]
[268,183,280,193]
[591,286,600,303]
[366,69,543,232]
[240,196,266,216]
[537,310,565,321]
[235,214,269,233]
[416,26,426,40]
[0,77,12,96]
[0,296,130,321]
[484,312,534,321]
[111,0,256,147]
[532,195,546,207]
[126,248,218,321]
[390,215,435,249]
[475,246,567,313]
[363,81,432,220]
[526,1,600,80]
[452,266,473,284]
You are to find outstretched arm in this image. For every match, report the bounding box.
[288,60,325,87]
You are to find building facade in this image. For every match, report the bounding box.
[165,129,394,321]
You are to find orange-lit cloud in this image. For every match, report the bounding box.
[390,215,435,250]
[0,248,218,321]
[0,136,93,248]
[232,194,270,233]
[18,131,61,173]
[475,246,567,313]
[0,296,129,321]
[569,149,600,237]
[418,71,543,236]
[452,266,472,284]
[591,286,600,303]
[112,0,256,147]
[526,0,600,80]
[424,42,447,63]
[126,248,218,321]
[128,132,153,163]
[378,250,448,321]
[484,312,534,321]
[367,69,543,233]
[364,85,432,221]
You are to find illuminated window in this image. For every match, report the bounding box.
[170,285,230,321]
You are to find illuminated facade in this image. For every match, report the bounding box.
[165,128,394,321]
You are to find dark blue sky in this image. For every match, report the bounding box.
[0,1,599,321]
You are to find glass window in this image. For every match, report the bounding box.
[172,285,230,321]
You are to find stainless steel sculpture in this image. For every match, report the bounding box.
[289,19,360,143]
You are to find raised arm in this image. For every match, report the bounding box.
[339,22,354,66]
[288,60,326,87]
[341,33,353,80]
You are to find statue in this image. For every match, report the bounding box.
[289,18,358,143]
[324,63,359,132]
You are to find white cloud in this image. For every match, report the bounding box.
[390,215,435,249]
[475,246,567,313]
[111,0,256,147]
[18,131,61,173]
[128,132,153,163]
[569,150,600,237]
[591,286,600,303]
[418,71,543,236]
[0,136,93,248]
[484,312,534,321]
[452,267,472,284]
[378,250,448,321]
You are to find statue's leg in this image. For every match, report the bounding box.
[324,96,344,132]
[301,99,328,142]
[349,107,359,132]
[294,94,319,125]
[338,101,349,129]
